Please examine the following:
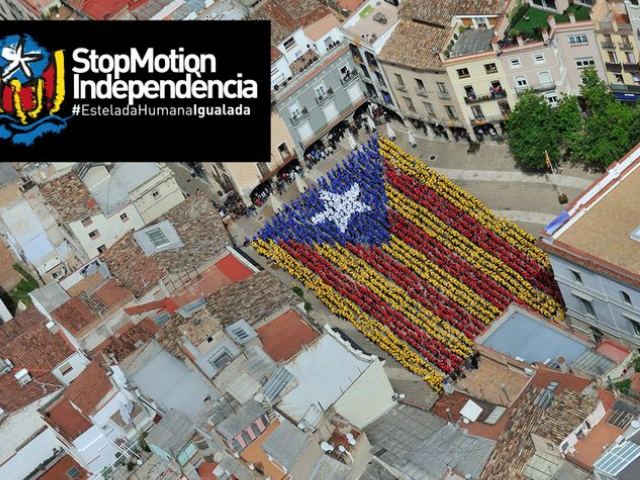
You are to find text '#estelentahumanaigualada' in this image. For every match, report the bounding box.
[72,48,258,105]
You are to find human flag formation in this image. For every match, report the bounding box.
[251,136,564,391]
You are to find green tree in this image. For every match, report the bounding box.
[579,66,611,115]
[506,90,559,169]
[554,95,583,158]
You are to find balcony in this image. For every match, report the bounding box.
[315,88,335,106]
[606,62,623,72]
[624,63,640,73]
[395,83,408,92]
[416,87,429,97]
[610,84,640,94]
[437,91,451,99]
[290,107,309,125]
[516,83,556,95]
[340,70,359,87]
[464,90,507,104]
[601,40,615,49]
[620,42,635,51]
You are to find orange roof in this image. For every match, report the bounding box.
[530,368,591,395]
[47,398,93,440]
[196,462,220,480]
[92,279,134,310]
[240,419,282,480]
[93,318,158,362]
[631,373,640,396]
[215,254,254,282]
[596,340,630,364]
[39,454,89,479]
[65,360,114,416]
[52,297,97,336]
[257,309,319,362]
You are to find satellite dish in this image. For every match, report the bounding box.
[321,442,334,452]
[346,433,356,445]
[339,445,346,453]
[632,420,640,429]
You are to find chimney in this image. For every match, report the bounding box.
[568,12,576,23]
[558,357,569,373]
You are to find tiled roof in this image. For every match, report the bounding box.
[39,173,100,223]
[257,309,319,362]
[534,390,599,444]
[398,0,508,26]
[100,233,166,298]
[249,0,299,47]
[47,398,93,441]
[378,20,449,71]
[64,360,114,416]
[52,297,97,336]
[95,318,158,362]
[276,0,323,20]
[92,278,134,309]
[39,454,89,480]
[0,307,74,413]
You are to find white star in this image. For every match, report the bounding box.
[311,183,371,233]
[1,36,44,83]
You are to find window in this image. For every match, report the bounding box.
[576,58,595,68]
[315,83,327,97]
[88,229,100,239]
[471,105,484,119]
[615,73,625,83]
[484,63,498,73]
[404,97,416,113]
[67,466,81,479]
[457,68,470,79]
[324,36,333,48]
[81,217,93,227]
[576,429,585,440]
[445,105,458,120]
[394,73,405,86]
[277,143,291,159]
[608,51,619,63]
[257,163,270,177]
[289,102,301,118]
[568,35,588,45]
[423,102,435,116]
[630,318,640,336]
[515,75,528,87]
[251,424,262,438]
[570,270,582,284]
[209,349,232,369]
[627,52,637,64]
[621,291,632,305]
[97,245,107,254]
[533,53,545,64]
[579,298,596,317]
[146,227,170,248]
[374,71,386,87]
[152,190,160,199]
[120,212,128,222]
[560,442,569,452]
[177,443,197,465]
[545,92,559,106]
[283,37,296,51]
[509,58,521,68]
[59,362,73,376]
[585,420,591,430]
[538,71,552,85]
[436,82,448,93]
[415,78,426,91]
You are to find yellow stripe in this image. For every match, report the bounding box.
[9,80,27,125]
[27,78,44,119]
[50,50,65,115]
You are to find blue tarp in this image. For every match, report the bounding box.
[544,211,570,235]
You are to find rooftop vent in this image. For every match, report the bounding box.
[14,368,32,387]
[0,358,13,375]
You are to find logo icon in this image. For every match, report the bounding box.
[0,34,67,146]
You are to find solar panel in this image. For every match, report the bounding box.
[262,365,294,403]
[594,440,640,475]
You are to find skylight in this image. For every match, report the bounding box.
[133,220,184,254]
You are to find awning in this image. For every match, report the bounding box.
[613,92,639,102]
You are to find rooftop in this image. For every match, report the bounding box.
[30,282,70,314]
[239,419,283,480]
[0,163,19,188]
[147,409,195,454]
[378,19,448,71]
[46,398,93,440]
[0,307,74,413]
[37,454,89,480]
[261,419,314,470]
[399,0,509,29]
[541,144,640,283]
[509,4,592,38]
[475,306,590,366]
[196,0,248,20]
[216,399,265,441]
[256,309,319,362]
[64,360,114,416]
[95,318,158,362]
[342,0,399,48]
[450,28,495,57]
[39,173,100,224]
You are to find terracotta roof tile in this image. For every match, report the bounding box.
[39,454,89,480]
[249,1,298,49]
[533,390,599,444]
[631,373,640,397]
[124,300,165,316]
[52,297,99,337]
[46,398,93,441]
[96,318,158,362]
[39,172,100,223]
[398,0,508,27]
[64,360,114,416]
[64,272,105,297]
[92,279,134,310]
[256,309,319,362]
[0,308,74,413]
[378,20,449,71]
[276,0,324,20]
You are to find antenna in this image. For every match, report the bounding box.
[320,442,334,452]
[338,445,346,453]
[346,433,356,446]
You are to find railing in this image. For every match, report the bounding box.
[610,83,640,93]
[620,42,635,51]
[315,88,335,105]
[340,70,359,87]
[464,90,507,104]
[601,40,615,49]
[516,82,556,95]
[290,107,309,125]
[624,63,640,72]
[416,88,429,97]
[618,23,633,34]
[606,62,623,72]
[437,91,451,99]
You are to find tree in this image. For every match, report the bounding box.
[579,66,611,115]
[506,90,560,170]
[554,95,583,158]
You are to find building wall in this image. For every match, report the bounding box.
[445,51,512,130]
[0,427,62,480]
[549,253,640,347]
[561,401,605,453]
[333,360,395,428]
[51,352,89,386]
[130,166,184,225]
[68,203,144,260]
[379,61,465,130]
[275,48,366,157]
